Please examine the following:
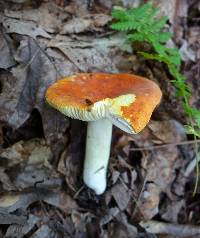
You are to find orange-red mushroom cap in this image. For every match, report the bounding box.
[45,73,162,133]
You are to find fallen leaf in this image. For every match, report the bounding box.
[48,36,117,72]
[0,212,26,225]
[58,120,86,191]
[61,17,92,34]
[30,224,55,238]
[179,40,196,62]
[0,189,76,215]
[188,27,200,45]
[109,212,138,238]
[0,38,70,153]
[0,140,25,166]
[0,30,15,69]
[44,190,78,214]
[71,210,95,237]
[5,214,40,238]
[0,168,16,191]
[4,2,69,34]
[0,138,62,192]
[3,18,51,39]
[60,14,111,34]
[14,165,61,190]
[138,183,160,220]
[0,194,20,207]
[143,147,179,192]
[111,181,131,211]
[148,120,186,144]
[152,0,177,24]
[152,0,188,24]
[160,199,185,223]
[140,220,200,237]
[100,207,120,226]
[131,120,186,220]
[111,170,120,185]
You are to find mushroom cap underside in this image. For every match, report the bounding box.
[45,73,162,133]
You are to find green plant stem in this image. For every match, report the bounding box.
[193,135,199,196]
[111,2,200,194]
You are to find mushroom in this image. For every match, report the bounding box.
[45,73,162,195]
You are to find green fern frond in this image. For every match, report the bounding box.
[110,1,200,195]
[111,2,200,141]
[111,21,137,31]
[111,3,160,32]
[111,8,127,20]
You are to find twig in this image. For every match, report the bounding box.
[184,156,197,177]
[31,37,61,78]
[130,139,200,151]
[22,48,40,72]
[131,170,147,219]
[140,220,200,237]
[73,185,84,199]
[34,180,49,217]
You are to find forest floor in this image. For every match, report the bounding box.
[0,0,200,237]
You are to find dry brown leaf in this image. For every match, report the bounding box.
[61,14,111,34]
[0,189,76,216]
[0,30,15,69]
[0,212,26,225]
[0,192,38,212]
[60,17,92,34]
[111,170,120,185]
[188,27,200,45]
[0,194,20,207]
[44,190,78,214]
[30,224,55,238]
[109,212,138,238]
[114,0,140,8]
[0,38,70,152]
[5,214,40,238]
[0,138,52,167]
[0,140,25,166]
[71,210,96,237]
[100,207,120,226]
[4,2,69,34]
[3,18,51,39]
[111,181,131,211]
[131,120,186,220]
[0,168,16,191]
[138,183,160,220]
[48,36,117,72]
[132,120,186,148]
[179,40,196,62]
[152,0,189,25]
[141,147,179,197]
[160,199,185,223]
[140,220,200,237]
[0,138,62,193]
[58,120,86,192]
[148,120,186,144]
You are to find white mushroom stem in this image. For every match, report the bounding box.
[83,118,113,195]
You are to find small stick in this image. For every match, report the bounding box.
[140,220,200,237]
[73,185,84,199]
[130,139,200,151]
[184,156,197,177]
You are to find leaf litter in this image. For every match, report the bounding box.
[0,0,199,237]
